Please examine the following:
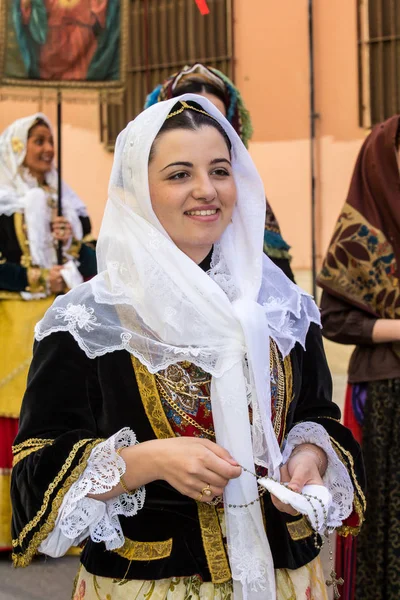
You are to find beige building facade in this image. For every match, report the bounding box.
[0,0,367,270]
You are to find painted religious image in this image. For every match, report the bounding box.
[0,0,126,87]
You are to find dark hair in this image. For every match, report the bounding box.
[28,118,50,138]
[149,101,232,162]
[172,79,227,110]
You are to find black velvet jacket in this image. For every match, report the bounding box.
[11,321,365,581]
[0,213,96,292]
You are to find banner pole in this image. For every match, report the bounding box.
[56,89,63,265]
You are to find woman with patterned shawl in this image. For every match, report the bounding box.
[11,96,363,600]
[145,63,295,281]
[317,115,400,600]
[0,113,97,551]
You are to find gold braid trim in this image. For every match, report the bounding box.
[112,537,173,561]
[12,438,102,555]
[12,444,54,467]
[271,340,286,439]
[330,437,366,512]
[12,439,101,567]
[336,495,364,538]
[330,438,366,537]
[197,503,231,584]
[12,438,54,455]
[131,356,175,439]
[13,438,55,466]
[280,351,293,443]
[14,212,32,269]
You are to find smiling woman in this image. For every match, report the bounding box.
[24,121,55,184]
[0,113,97,552]
[10,97,363,600]
[148,103,236,264]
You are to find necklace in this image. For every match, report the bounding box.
[156,372,211,399]
[156,378,215,438]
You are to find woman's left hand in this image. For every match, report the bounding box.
[52,216,72,245]
[270,445,326,516]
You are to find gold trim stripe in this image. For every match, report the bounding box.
[113,537,173,562]
[12,444,54,467]
[12,438,102,549]
[197,503,231,584]
[131,356,230,583]
[330,439,365,538]
[13,212,30,268]
[281,352,293,442]
[131,356,175,439]
[286,516,313,541]
[12,438,54,455]
[336,497,364,538]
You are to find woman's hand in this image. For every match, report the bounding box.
[270,444,327,516]
[112,437,242,504]
[52,216,72,245]
[153,437,242,502]
[48,265,65,294]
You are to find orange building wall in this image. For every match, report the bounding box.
[234,0,366,268]
[0,0,368,270]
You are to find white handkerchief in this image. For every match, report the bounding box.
[258,478,332,532]
[60,260,84,289]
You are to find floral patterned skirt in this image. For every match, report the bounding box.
[72,556,328,600]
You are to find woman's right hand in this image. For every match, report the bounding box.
[119,437,242,503]
[49,265,65,294]
[153,437,242,502]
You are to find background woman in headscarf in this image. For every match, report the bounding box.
[0,113,97,551]
[145,63,295,281]
[11,97,362,599]
[318,115,400,600]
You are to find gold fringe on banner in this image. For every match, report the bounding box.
[0,88,124,105]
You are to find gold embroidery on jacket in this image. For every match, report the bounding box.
[270,339,293,444]
[330,438,366,512]
[14,212,31,269]
[131,356,175,439]
[113,537,173,561]
[12,438,102,567]
[12,438,54,466]
[286,516,313,541]
[132,356,230,581]
[330,438,366,537]
[197,503,231,583]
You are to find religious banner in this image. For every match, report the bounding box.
[0,0,128,91]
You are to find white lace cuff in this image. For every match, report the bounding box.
[38,427,145,557]
[282,421,354,529]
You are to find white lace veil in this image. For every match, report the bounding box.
[36,95,320,599]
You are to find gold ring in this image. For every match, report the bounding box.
[201,484,212,497]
